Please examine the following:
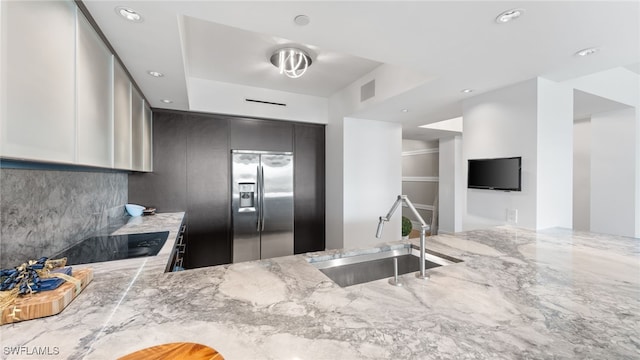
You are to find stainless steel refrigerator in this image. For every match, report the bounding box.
[231,150,294,262]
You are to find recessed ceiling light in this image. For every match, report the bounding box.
[294,15,310,26]
[160,99,173,104]
[115,6,143,22]
[495,8,524,24]
[575,47,600,57]
[461,89,474,94]
[401,109,409,113]
[147,71,164,77]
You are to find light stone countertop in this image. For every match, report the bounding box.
[1,218,639,360]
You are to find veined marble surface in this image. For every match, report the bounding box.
[0,224,638,360]
[0,169,127,268]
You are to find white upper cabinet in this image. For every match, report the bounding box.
[1,0,76,163]
[131,91,153,173]
[0,0,152,171]
[113,61,132,170]
[131,87,144,171]
[76,11,113,168]
[142,103,153,172]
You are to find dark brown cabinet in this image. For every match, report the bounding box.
[294,124,325,253]
[130,111,230,268]
[129,111,187,212]
[184,115,230,267]
[229,117,293,152]
[129,110,325,268]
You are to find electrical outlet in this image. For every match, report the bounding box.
[506,209,518,224]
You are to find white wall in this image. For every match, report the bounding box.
[564,68,639,108]
[564,67,640,237]
[325,92,347,250]
[462,79,538,230]
[343,117,402,249]
[439,135,463,233]
[348,64,431,117]
[462,77,579,231]
[637,108,640,238]
[590,108,637,237]
[325,62,431,249]
[573,119,591,231]
[187,77,328,124]
[536,78,573,229]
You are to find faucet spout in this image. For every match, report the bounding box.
[375,217,386,238]
[376,195,430,280]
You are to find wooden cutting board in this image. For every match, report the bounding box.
[118,342,224,360]
[0,268,93,325]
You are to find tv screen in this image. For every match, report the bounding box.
[467,157,521,191]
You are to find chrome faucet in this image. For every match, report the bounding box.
[376,195,430,279]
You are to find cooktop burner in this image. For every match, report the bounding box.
[53,231,170,265]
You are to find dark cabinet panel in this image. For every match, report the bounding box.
[129,112,187,212]
[229,118,293,152]
[294,124,325,254]
[129,111,325,269]
[184,115,230,268]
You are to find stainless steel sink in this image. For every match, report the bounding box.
[310,246,461,287]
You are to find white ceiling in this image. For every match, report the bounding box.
[82,1,640,139]
[183,16,381,97]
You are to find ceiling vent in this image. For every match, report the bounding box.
[361,80,375,102]
[245,98,287,107]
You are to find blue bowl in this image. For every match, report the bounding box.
[125,204,145,217]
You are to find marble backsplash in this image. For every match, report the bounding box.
[0,168,127,268]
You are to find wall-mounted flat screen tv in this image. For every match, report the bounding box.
[467,157,521,191]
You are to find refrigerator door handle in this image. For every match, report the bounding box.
[256,165,262,232]
[260,165,265,231]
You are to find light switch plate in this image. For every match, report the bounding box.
[506,209,518,224]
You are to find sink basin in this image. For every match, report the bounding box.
[310,246,461,287]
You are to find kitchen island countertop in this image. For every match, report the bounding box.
[0,220,638,359]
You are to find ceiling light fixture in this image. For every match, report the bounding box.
[147,71,164,77]
[401,109,409,113]
[575,47,600,57]
[495,8,524,24]
[270,47,312,78]
[115,7,143,22]
[461,89,474,93]
[160,99,173,104]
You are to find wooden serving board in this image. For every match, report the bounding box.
[0,268,93,325]
[118,342,224,360]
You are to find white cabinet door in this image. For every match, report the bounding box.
[131,87,144,171]
[1,1,150,171]
[142,102,153,172]
[1,0,76,163]
[76,11,113,167]
[113,61,131,169]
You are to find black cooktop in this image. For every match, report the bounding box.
[52,231,170,265]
